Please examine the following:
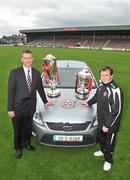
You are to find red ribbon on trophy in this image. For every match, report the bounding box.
[87,77,93,94]
[41,54,60,85]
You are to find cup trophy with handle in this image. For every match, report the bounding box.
[42,54,61,97]
[75,69,93,99]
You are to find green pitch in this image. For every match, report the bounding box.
[0,46,129,180]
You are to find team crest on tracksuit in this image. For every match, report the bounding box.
[103,91,107,96]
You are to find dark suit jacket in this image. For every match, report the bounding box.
[8,66,48,115]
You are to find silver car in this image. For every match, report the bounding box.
[32,60,98,147]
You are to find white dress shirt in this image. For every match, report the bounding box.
[23,65,32,81]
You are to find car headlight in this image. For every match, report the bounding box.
[92,117,98,127]
[33,111,44,126]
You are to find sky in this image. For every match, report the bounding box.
[0,0,130,37]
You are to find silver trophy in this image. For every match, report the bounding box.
[75,69,92,99]
[43,54,61,98]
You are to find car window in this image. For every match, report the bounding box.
[42,68,97,88]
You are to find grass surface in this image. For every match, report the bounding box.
[0,46,130,180]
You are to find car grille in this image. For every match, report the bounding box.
[46,122,91,131]
[40,134,96,146]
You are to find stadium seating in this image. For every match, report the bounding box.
[26,37,130,50]
[104,39,130,49]
[82,39,108,49]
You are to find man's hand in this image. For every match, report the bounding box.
[80,100,89,107]
[102,126,108,133]
[45,101,55,108]
[8,111,15,118]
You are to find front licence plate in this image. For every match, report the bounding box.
[53,135,83,142]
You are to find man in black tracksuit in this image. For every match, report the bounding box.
[81,66,123,171]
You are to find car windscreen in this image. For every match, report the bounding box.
[42,68,97,88]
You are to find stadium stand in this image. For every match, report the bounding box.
[19,25,130,51]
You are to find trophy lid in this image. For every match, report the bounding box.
[43,54,56,63]
[78,69,91,78]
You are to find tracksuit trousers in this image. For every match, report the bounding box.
[97,129,117,163]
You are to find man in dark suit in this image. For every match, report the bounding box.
[8,49,54,159]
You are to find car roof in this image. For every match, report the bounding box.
[57,60,88,69]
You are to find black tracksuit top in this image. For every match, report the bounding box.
[88,80,123,132]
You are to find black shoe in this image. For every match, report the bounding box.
[25,145,35,151]
[16,149,22,159]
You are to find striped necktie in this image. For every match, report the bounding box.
[27,69,32,94]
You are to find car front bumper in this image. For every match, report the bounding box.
[32,121,98,147]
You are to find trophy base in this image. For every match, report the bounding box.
[47,89,61,98]
[75,93,88,100]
